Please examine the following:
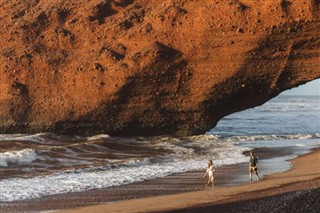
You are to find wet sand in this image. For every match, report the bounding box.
[1,147,319,212]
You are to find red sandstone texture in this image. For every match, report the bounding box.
[0,0,319,136]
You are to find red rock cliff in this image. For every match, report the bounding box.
[0,0,319,136]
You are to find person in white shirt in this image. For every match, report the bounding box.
[203,160,215,186]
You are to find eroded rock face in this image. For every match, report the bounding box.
[0,0,319,136]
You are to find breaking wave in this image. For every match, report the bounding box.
[0,149,42,167]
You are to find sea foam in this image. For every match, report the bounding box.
[0,144,248,202]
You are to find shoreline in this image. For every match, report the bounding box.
[1,147,319,212]
[60,148,320,213]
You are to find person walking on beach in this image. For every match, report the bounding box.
[249,151,260,181]
[203,160,215,186]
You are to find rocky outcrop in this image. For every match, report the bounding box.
[0,0,319,136]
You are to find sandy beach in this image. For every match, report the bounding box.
[59,148,318,213]
[1,148,319,213]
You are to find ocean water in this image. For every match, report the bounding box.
[0,95,319,202]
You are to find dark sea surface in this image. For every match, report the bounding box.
[0,95,319,202]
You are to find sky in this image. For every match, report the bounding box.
[281,79,320,96]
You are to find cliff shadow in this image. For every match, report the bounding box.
[201,21,320,131]
[53,42,192,136]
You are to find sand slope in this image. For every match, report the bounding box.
[61,149,320,213]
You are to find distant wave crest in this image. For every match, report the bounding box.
[225,133,320,142]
